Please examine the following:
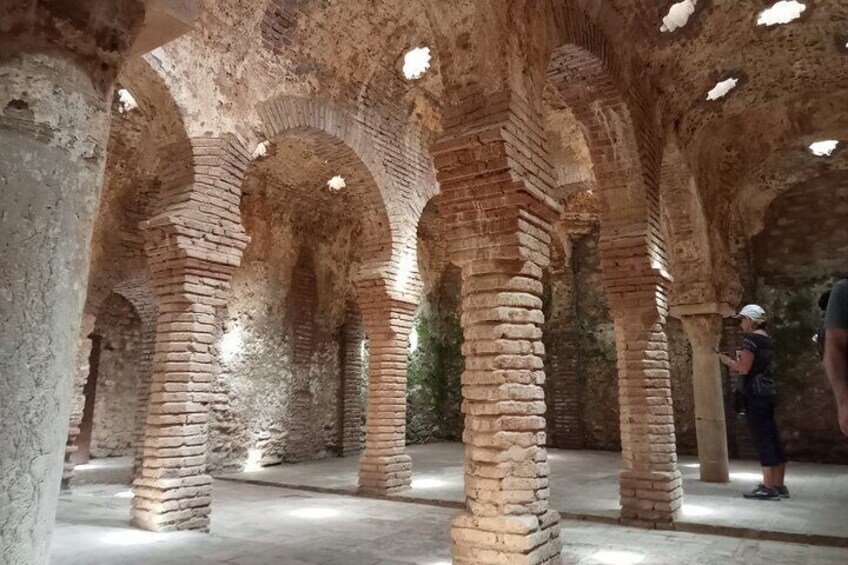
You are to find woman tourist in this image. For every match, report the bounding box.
[719,304,788,500]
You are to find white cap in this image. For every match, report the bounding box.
[737,304,766,322]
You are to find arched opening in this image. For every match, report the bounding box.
[72,293,142,486]
[541,31,682,524]
[407,196,464,445]
[64,58,187,488]
[210,126,391,471]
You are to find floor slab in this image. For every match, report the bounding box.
[51,481,848,564]
[218,442,848,544]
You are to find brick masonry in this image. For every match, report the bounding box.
[340,302,366,457]
[131,136,250,532]
[432,90,562,565]
[547,37,682,525]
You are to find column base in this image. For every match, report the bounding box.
[619,469,683,527]
[699,462,729,484]
[358,453,412,494]
[451,510,562,565]
[131,474,213,532]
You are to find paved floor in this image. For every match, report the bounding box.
[51,481,848,564]
[219,443,848,543]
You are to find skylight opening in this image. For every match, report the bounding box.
[251,140,270,160]
[660,0,697,33]
[706,77,739,101]
[116,88,138,113]
[403,47,431,80]
[809,140,838,157]
[757,1,807,27]
[327,175,346,191]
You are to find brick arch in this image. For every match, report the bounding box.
[546,42,668,278]
[734,127,848,241]
[545,10,684,526]
[659,137,718,306]
[256,95,429,301]
[118,57,192,149]
[415,194,452,296]
[246,125,393,270]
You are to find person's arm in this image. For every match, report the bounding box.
[824,280,848,436]
[824,327,848,435]
[719,349,754,374]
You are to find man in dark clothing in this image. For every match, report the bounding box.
[824,279,848,436]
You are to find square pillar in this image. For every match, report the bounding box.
[356,284,416,494]
[432,91,562,564]
[603,264,683,526]
[673,303,733,483]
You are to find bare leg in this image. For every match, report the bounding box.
[774,463,786,486]
[761,467,775,488]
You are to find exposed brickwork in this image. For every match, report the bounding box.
[354,282,416,493]
[432,91,562,564]
[542,236,583,449]
[546,34,682,526]
[256,95,431,492]
[132,137,249,532]
[284,249,322,462]
[256,95,435,303]
[340,302,365,456]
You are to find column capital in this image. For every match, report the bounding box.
[0,0,147,95]
[670,302,736,319]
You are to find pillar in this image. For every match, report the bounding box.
[432,91,562,564]
[131,138,249,531]
[603,263,683,526]
[340,303,365,456]
[356,283,416,494]
[543,235,583,449]
[676,304,731,483]
[0,3,145,563]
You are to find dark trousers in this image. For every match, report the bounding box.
[744,394,787,467]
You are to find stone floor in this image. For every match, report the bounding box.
[51,480,848,564]
[218,443,848,544]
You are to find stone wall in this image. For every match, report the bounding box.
[209,191,356,472]
[406,265,464,444]
[91,293,143,458]
[545,229,697,454]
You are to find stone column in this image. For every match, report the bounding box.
[675,304,732,483]
[603,265,683,526]
[356,282,416,494]
[432,91,562,565]
[131,138,249,531]
[0,3,145,563]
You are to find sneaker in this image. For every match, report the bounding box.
[743,484,781,500]
[776,485,790,499]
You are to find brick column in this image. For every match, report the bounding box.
[133,313,158,476]
[675,304,732,483]
[543,237,583,449]
[131,138,249,532]
[432,91,562,565]
[356,282,416,494]
[603,261,683,526]
[340,303,365,456]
